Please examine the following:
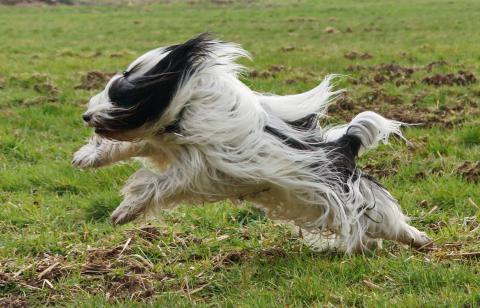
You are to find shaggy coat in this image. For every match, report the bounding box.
[73,34,432,253]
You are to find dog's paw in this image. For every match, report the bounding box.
[110,203,142,225]
[111,206,133,225]
[111,197,148,226]
[72,143,99,169]
[412,232,434,250]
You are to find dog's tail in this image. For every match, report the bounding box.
[324,111,405,156]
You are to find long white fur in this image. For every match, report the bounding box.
[73,38,431,253]
[258,75,343,121]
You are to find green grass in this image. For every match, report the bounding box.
[1,0,480,306]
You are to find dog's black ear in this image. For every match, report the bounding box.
[105,33,214,130]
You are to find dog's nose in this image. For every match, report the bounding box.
[82,113,92,123]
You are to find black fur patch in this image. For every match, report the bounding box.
[325,134,388,194]
[103,33,215,131]
[325,134,363,179]
[265,117,363,179]
[264,126,314,151]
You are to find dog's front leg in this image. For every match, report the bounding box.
[72,136,151,169]
[110,167,189,225]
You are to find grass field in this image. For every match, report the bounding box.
[1,0,479,306]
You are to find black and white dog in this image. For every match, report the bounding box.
[73,34,431,253]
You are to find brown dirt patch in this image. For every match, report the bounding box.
[345,64,366,73]
[268,65,287,73]
[33,82,57,96]
[21,96,58,106]
[79,241,162,300]
[280,46,295,52]
[330,90,478,128]
[380,104,470,128]
[211,0,233,4]
[362,162,398,178]
[0,296,28,308]
[0,254,70,293]
[457,161,480,183]
[345,62,474,87]
[4,73,60,106]
[249,65,316,85]
[109,50,134,58]
[1,0,157,4]
[213,251,248,268]
[329,90,402,116]
[249,64,288,79]
[0,238,161,302]
[428,221,448,233]
[371,63,415,85]
[412,164,448,182]
[363,26,381,32]
[127,225,163,242]
[323,26,337,34]
[58,50,104,58]
[0,0,59,5]
[347,63,417,87]
[346,62,476,88]
[425,60,448,72]
[9,73,58,96]
[344,51,373,60]
[288,17,317,23]
[259,247,288,260]
[75,71,115,90]
[285,76,308,85]
[422,71,476,86]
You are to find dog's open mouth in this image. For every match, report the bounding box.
[94,128,109,134]
[93,127,132,141]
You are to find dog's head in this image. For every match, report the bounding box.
[81,33,216,141]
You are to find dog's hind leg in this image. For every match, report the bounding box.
[72,135,152,169]
[359,177,433,249]
[111,169,159,225]
[320,111,431,251]
[110,167,191,225]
